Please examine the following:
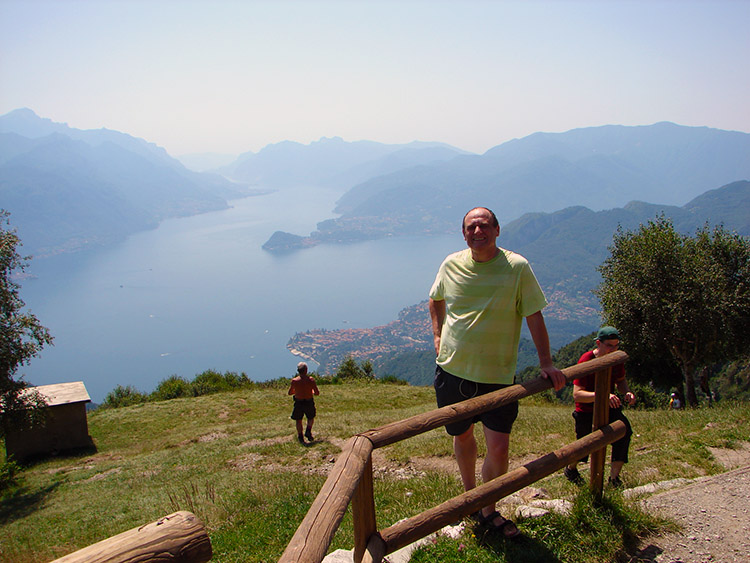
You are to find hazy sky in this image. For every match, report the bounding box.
[1,0,749,157]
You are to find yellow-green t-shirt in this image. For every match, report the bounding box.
[429,247,547,384]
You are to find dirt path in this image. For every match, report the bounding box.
[630,464,750,563]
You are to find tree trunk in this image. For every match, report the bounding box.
[699,366,713,405]
[683,363,699,407]
[677,382,686,409]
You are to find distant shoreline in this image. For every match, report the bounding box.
[288,346,317,364]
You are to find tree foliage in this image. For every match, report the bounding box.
[335,356,376,380]
[0,210,54,428]
[713,358,750,401]
[596,216,750,406]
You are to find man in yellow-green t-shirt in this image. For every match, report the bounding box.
[429,207,566,538]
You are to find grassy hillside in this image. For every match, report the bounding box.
[2,382,748,562]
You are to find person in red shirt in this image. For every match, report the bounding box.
[288,362,320,444]
[564,326,635,487]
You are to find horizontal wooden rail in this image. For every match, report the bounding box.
[362,351,627,448]
[373,420,626,556]
[50,511,211,563]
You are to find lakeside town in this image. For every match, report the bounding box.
[287,301,433,372]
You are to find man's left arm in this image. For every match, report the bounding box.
[525,311,566,391]
[616,376,635,406]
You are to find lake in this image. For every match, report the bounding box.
[19,187,462,402]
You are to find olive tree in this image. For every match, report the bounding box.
[596,216,750,407]
[1,210,54,427]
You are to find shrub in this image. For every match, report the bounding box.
[191,370,230,396]
[102,385,148,409]
[151,376,192,401]
[190,370,248,396]
[0,457,21,492]
[630,382,669,410]
[256,377,291,390]
[335,356,376,380]
[379,374,408,385]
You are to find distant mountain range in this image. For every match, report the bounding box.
[3,108,748,372]
[0,108,255,257]
[264,122,750,250]
[501,179,750,330]
[287,180,750,367]
[3,109,749,267]
[219,136,470,189]
[0,109,470,257]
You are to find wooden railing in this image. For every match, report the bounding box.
[280,350,628,563]
[48,351,626,563]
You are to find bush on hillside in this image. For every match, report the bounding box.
[152,376,192,401]
[191,370,249,396]
[102,385,148,409]
[378,374,409,385]
[254,377,292,390]
[335,356,376,380]
[98,362,406,410]
[712,358,750,401]
[629,381,669,409]
[0,458,21,492]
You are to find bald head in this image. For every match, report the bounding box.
[462,207,498,232]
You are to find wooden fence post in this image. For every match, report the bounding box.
[352,455,376,563]
[590,366,612,500]
[279,435,374,563]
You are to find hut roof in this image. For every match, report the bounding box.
[18,381,91,407]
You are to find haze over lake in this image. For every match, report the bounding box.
[19,188,461,402]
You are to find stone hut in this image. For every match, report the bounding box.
[3,381,94,462]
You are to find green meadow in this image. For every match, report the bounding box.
[2,381,748,563]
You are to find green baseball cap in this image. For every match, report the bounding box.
[596,326,620,341]
[596,326,620,340]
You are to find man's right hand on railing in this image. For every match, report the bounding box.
[541,363,566,391]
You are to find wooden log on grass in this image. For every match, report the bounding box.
[50,511,211,563]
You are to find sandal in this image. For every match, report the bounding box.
[480,510,521,539]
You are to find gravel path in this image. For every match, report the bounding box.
[631,464,750,563]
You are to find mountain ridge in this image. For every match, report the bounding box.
[264,122,750,251]
[0,109,255,256]
[220,135,470,189]
[0,108,472,257]
[287,180,750,371]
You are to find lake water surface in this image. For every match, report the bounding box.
[20,188,462,402]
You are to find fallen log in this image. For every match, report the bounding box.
[50,511,212,563]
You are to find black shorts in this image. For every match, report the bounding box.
[573,408,632,463]
[291,398,316,420]
[434,365,518,436]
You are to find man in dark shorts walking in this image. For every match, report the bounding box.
[288,362,319,444]
[429,207,565,538]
